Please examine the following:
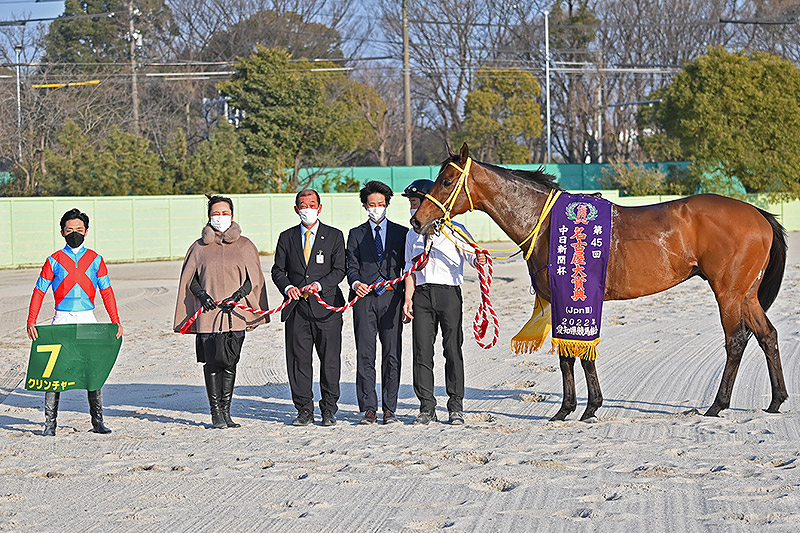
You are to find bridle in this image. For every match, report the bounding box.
[423,156,561,261]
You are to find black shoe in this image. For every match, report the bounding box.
[383,409,398,424]
[88,389,112,434]
[292,409,314,426]
[413,410,438,425]
[448,411,465,425]
[321,410,336,427]
[359,409,377,425]
[43,391,59,436]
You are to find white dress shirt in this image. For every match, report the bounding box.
[404,221,476,286]
[369,217,388,250]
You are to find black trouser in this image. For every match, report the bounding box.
[285,302,342,414]
[353,288,403,413]
[412,284,464,413]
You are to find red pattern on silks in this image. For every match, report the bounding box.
[27,257,54,326]
[27,289,46,326]
[51,249,99,304]
[99,287,120,324]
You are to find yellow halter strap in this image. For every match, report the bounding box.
[423,157,474,224]
[423,157,562,261]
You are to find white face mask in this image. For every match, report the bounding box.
[409,208,418,217]
[367,206,386,223]
[210,215,232,233]
[298,208,319,226]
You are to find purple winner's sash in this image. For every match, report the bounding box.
[548,193,612,360]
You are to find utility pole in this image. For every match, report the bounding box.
[128,2,140,135]
[14,45,23,162]
[544,11,551,164]
[403,0,412,166]
[596,84,602,163]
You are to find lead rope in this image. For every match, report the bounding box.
[471,245,499,348]
[179,248,431,334]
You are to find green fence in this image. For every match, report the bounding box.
[300,161,689,192]
[1,189,799,268]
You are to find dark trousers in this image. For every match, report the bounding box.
[412,284,464,413]
[285,302,342,414]
[353,289,403,413]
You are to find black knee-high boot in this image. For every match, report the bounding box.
[88,389,112,434]
[43,391,59,436]
[220,366,241,428]
[203,365,227,429]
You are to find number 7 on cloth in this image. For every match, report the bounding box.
[25,324,122,392]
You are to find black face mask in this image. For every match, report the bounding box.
[65,231,85,248]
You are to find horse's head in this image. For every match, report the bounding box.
[411,143,476,235]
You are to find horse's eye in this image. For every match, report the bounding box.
[442,180,452,187]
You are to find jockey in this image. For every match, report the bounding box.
[28,243,120,325]
[27,208,123,436]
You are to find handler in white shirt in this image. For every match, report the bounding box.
[401,179,486,426]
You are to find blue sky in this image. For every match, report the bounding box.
[0,0,64,23]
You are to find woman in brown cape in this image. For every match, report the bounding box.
[174,195,269,428]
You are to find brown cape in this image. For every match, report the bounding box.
[173,221,269,333]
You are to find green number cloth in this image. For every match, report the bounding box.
[25,324,122,392]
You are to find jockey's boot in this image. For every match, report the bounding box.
[88,389,112,434]
[220,366,241,428]
[43,391,59,436]
[203,365,227,429]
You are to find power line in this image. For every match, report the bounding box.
[0,10,119,26]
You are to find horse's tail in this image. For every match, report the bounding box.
[756,207,787,312]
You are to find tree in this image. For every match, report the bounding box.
[377,0,526,147]
[44,119,165,195]
[457,67,542,164]
[44,1,128,65]
[201,10,344,62]
[638,46,800,199]
[173,121,253,194]
[218,46,374,191]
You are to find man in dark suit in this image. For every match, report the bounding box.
[272,189,346,427]
[346,181,408,425]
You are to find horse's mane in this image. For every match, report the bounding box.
[439,155,561,193]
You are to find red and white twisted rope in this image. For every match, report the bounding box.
[179,246,499,349]
[470,247,499,349]
[305,251,429,312]
[179,251,430,334]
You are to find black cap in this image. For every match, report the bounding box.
[402,179,435,199]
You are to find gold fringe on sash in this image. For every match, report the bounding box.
[550,337,601,361]
[510,301,552,354]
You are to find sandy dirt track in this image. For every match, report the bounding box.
[1,233,799,532]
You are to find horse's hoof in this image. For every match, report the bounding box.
[580,415,599,423]
[549,410,570,422]
[704,407,722,417]
[764,406,782,414]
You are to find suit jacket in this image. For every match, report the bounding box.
[345,220,408,300]
[271,222,346,322]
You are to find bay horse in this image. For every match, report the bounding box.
[411,143,788,421]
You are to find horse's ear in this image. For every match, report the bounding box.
[446,142,455,158]
[459,143,469,164]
